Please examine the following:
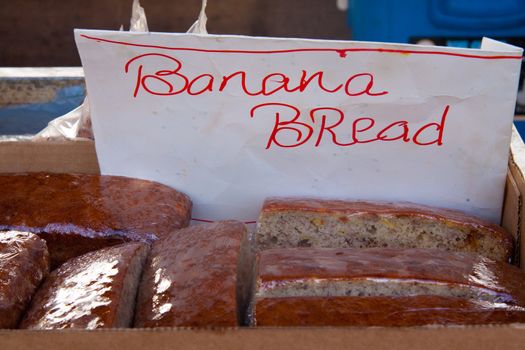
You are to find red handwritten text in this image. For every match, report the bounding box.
[125,53,389,98]
[250,103,450,149]
[123,53,450,148]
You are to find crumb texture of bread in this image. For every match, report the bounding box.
[0,231,49,329]
[0,173,192,267]
[134,221,252,327]
[20,242,148,329]
[250,248,525,326]
[255,198,513,262]
[114,243,149,327]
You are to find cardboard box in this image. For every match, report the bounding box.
[1,130,525,349]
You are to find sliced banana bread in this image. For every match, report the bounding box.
[134,220,254,327]
[255,198,513,262]
[250,248,525,326]
[20,242,149,329]
[0,173,191,267]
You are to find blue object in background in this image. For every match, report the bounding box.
[348,0,525,44]
[515,119,525,136]
[0,85,85,135]
[348,0,525,135]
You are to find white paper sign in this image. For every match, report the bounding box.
[75,30,522,224]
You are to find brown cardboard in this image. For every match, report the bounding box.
[2,130,525,349]
[502,171,521,265]
[509,127,525,268]
[0,140,99,174]
[502,172,520,243]
[2,326,525,350]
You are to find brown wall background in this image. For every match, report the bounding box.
[0,0,350,67]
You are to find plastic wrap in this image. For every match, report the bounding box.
[33,0,207,141]
[249,247,525,327]
[255,198,514,263]
[187,0,208,34]
[32,0,149,141]
[0,173,191,268]
[33,96,92,140]
[134,221,251,327]
[130,0,148,32]
[0,231,49,329]
[20,243,149,329]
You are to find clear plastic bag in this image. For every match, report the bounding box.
[33,97,92,140]
[33,0,208,141]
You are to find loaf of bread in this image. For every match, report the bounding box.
[0,231,49,329]
[20,242,149,329]
[0,173,192,267]
[255,197,513,262]
[134,221,253,327]
[250,248,525,326]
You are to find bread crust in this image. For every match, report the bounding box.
[134,221,248,327]
[0,173,192,267]
[254,296,525,327]
[263,198,510,228]
[0,231,49,329]
[252,248,525,326]
[20,242,148,329]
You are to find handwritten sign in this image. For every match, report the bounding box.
[75,30,522,223]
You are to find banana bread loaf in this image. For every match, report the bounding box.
[0,231,49,329]
[255,198,513,262]
[250,248,525,326]
[0,173,192,267]
[20,242,149,329]
[134,220,253,327]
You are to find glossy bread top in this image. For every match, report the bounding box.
[20,242,147,329]
[253,295,525,327]
[135,220,246,327]
[257,248,525,305]
[0,173,192,240]
[0,231,49,328]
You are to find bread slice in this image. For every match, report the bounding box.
[0,231,49,328]
[250,248,525,326]
[20,242,149,329]
[0,173,192,267]
[134,220,254,327]
[255,197,513,262]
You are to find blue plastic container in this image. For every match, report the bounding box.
[348,0,525,134]
[349,0,525,46]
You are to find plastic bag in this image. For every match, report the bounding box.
[34,0,208,141]
[187,0,208,34]
[130,0,149,32]
[33,97,91,140]
[33,0,165,141]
